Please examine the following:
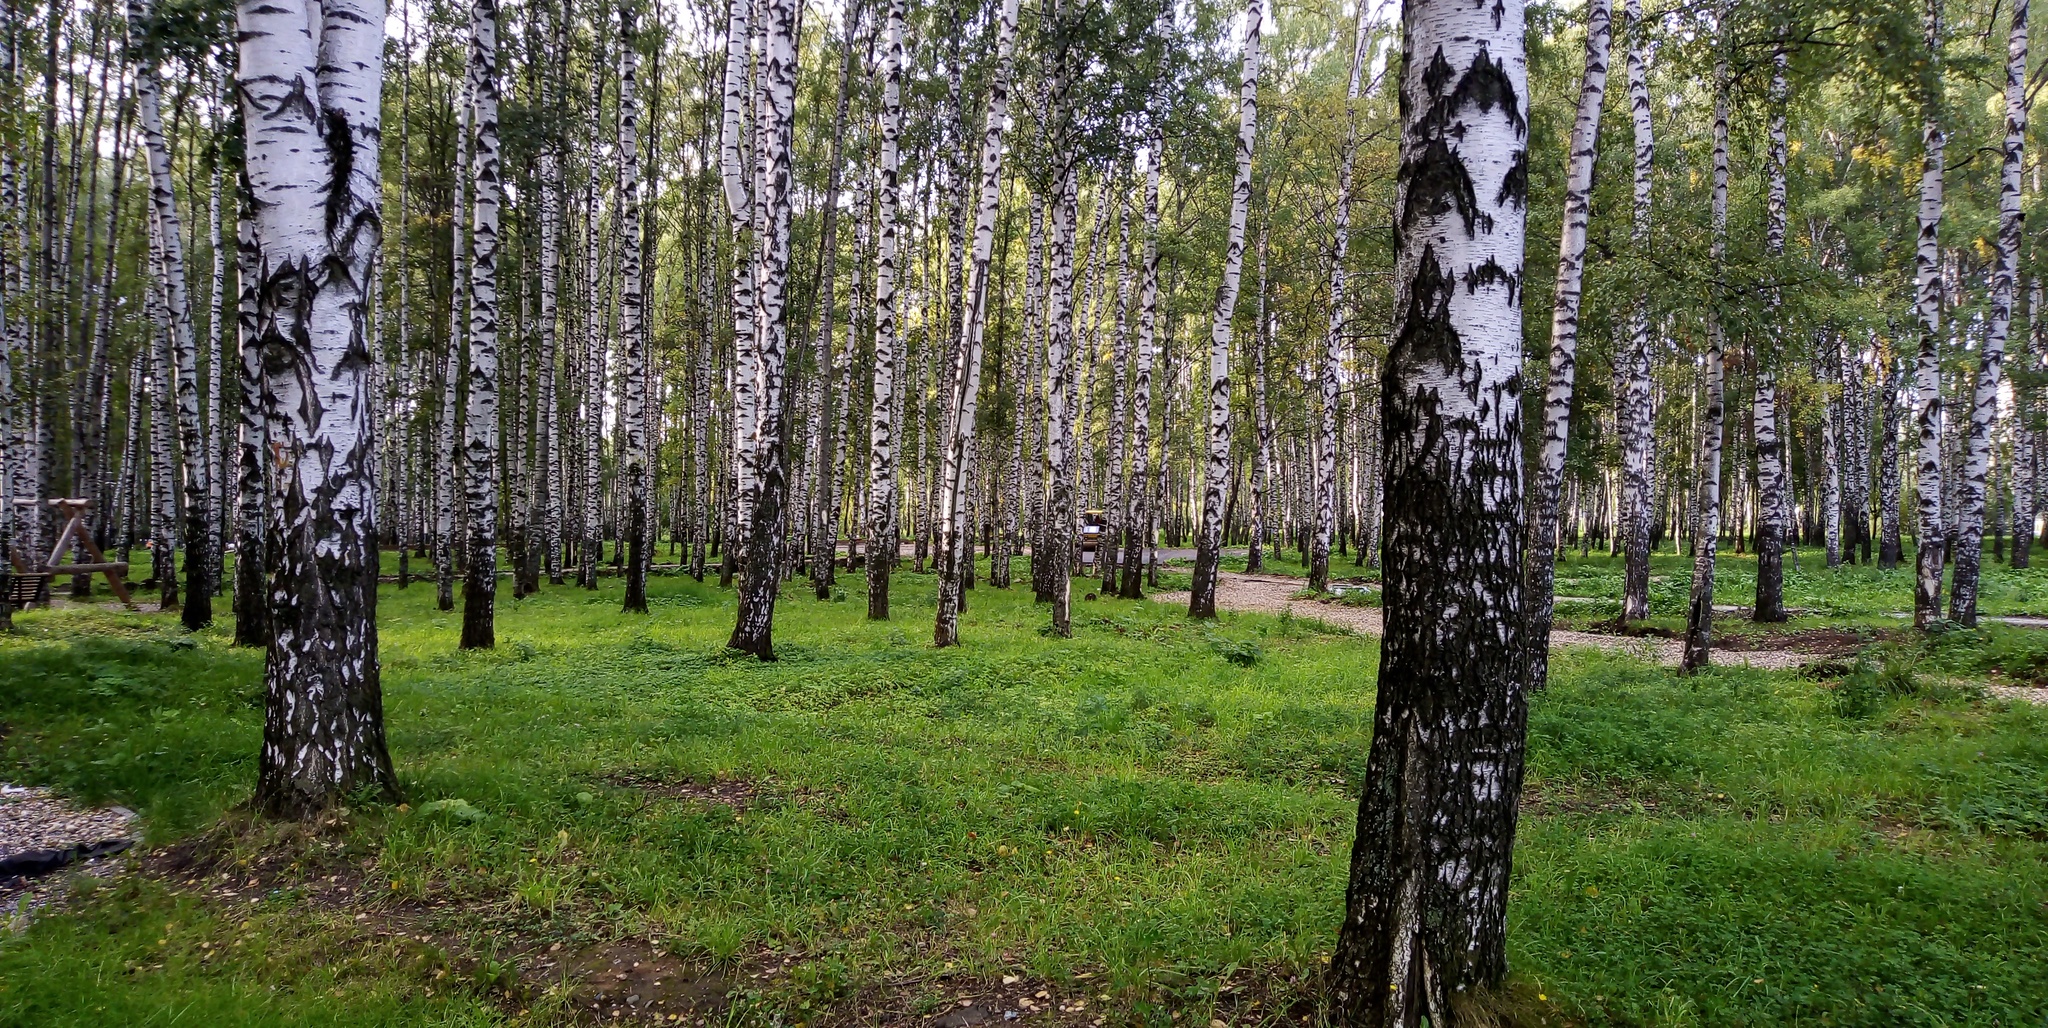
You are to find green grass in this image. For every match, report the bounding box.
[2,561,2045,1026]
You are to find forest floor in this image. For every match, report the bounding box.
[3,547,2046,1027]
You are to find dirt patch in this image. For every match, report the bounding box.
[1159,572,1824,670]
[563,938,732,1023]
[603,772,760,811]
[2,783,141,929]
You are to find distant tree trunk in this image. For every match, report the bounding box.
[1042,160,1079,632]
[1118,129,1161,601]
[240,0,400,817]
[1682,27,1730,674]
[132,0,212,629]
[437,81,470,612]
[722,0,760,570]
[1879,359,1904,568]
[1246,224,1269,577]
[232,185,269,648]
[1822,335,1843,568]
[1526,0,1612,689]
[933,0,1021,647]
[866,0,905,621]
[460,0,503,649]
[1911,0,1947,627]
[1328,0,1531,1015]
[1615,0,1652,625]
[1188,0,1260,619]
[728,0,798,659]
[537,15,564,587]
[1951,0,2025,626]
[2016,281,2040,568]
[1752,42,1790,625]
[1312,2,1375,594]
[810,2,863,601]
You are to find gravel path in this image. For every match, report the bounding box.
[1156,573,1827,673]
[2,784,139,930]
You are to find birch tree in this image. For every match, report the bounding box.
[1911,0,1946,628]
[238,0,399,816]
[1328,0,1531,1015]
[1118,128,1162,600]
[1310,2,1377,595]
[934,0,1022,648]
[131,0,212,630]
[1187,0,1260,619]
[1615,0,1653,625]
[461,0,502,650]
[1525,0,1611,688]
[618,1,649,615]
[867,0,905,622]
[1682,18,1731,674]
[728,0,797,659]
[1752,40,1790,624]
[1951,0,2025,626]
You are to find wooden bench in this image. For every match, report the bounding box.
[4,571,51,609]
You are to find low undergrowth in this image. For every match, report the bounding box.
[2,560,2044,1026]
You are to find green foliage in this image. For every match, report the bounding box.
[2,565,2046,1026]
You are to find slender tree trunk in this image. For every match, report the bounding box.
[1951,0,2025,625]
[809,3,864,601]
[1188,0,1260,619]
[1328,0,1531,1015]
[1911,0,1947,627]
[866,0,905,621]
[616,1,650,614]
[460,0,503,649]
[1682,26,1731,673]
[1313,4,1377,594]
[1615,0,1652,625]
[1752,43,1791,624]
[1526,0,1612,688]
[437,82,470,612]
[933,0,1021,647]
[132,0,212,629]
[1119,134,1160,600]
[240,0,400,817]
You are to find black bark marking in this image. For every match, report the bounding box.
[1389,248,1461,378]
[1451,46,1525,135]
[1462,257,1520,306]
[1495,149,1527,210]
[1401,135,1479,236]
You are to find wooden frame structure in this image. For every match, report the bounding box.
[6,498,135,609]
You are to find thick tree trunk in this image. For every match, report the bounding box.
[461,0,503,649]
[728,0,797,659]
[1911,0,1947,627]
[1525,0,1611,689]
[1188,0,1260,619]
[1042,160,1079,633]
[240,0,399,817]
[1328,0,1530,1016]
[1951,0,2025,625]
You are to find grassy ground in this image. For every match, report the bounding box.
[2,561,2045,1026]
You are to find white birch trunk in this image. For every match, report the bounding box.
[1526,0,1611,684]
[933,0,1021,647]
[460,0,502,649]
[239,0,399,815]
[1188,0,1260,618]
[1951,0,2026,625]
[1911,0,1947,627]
